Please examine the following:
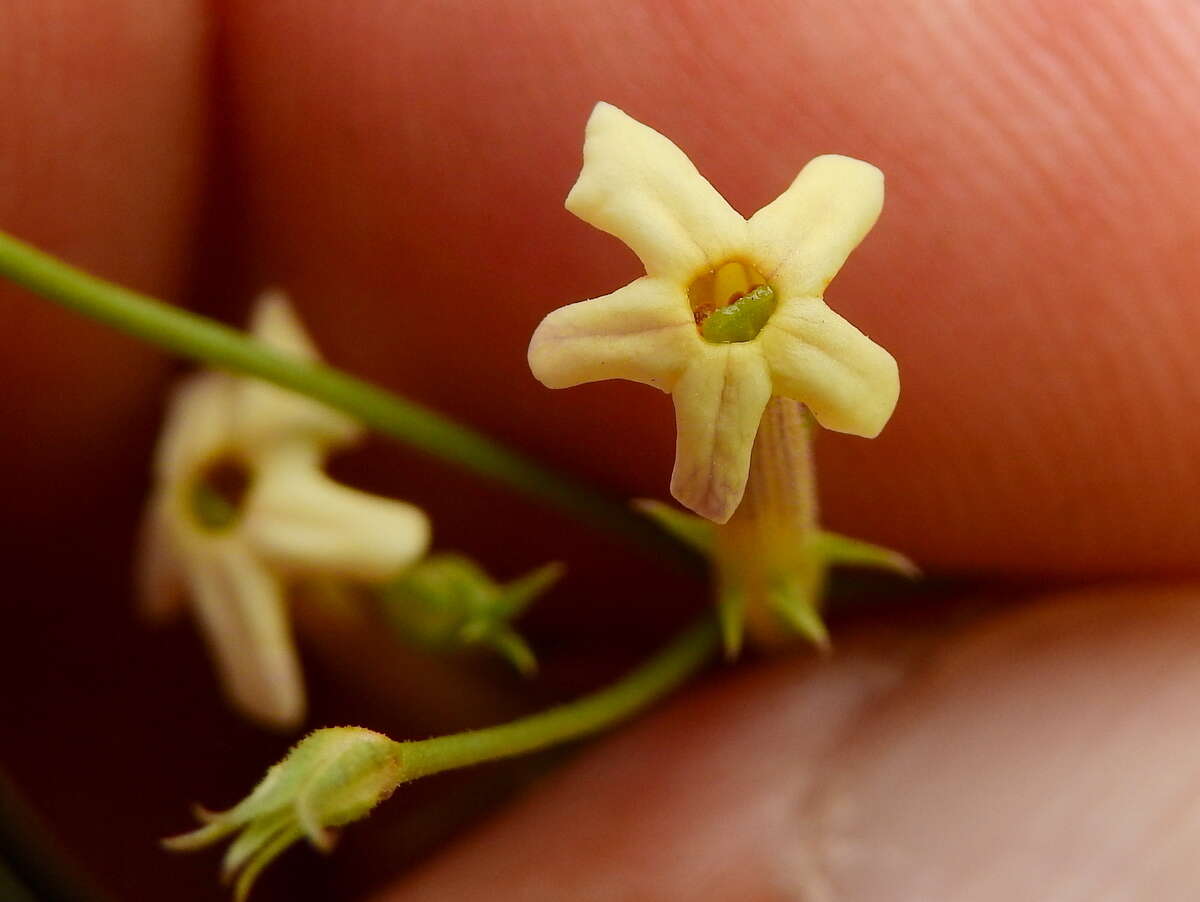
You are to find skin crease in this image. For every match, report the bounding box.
[4,0,1200,900]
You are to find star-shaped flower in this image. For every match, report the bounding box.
[139,292,431,729]
[529,103,899,523]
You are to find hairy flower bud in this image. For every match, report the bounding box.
[164,727,404,900]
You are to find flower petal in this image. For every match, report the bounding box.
[565,102,748,280]
[250,289,323,361]
[748,155,883,297]
[669,346,772,524]
[244,445,430,581]
[183,544,305,729]
[759,299,899,437]
[232,291,362,452]
[154,372,236,483]
[136,499,187,622]
[528,276,697,391]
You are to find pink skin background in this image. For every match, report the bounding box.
[3,1,1200,900]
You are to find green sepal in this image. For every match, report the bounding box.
[486,629,539,678]
[635,500,914,653]
[812,531,919,578]
[634,499,715,553]
[716,581,745,660]
[767,585,830,651]
[501,562,566,617]
[637,500,915,578]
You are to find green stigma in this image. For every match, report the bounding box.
[187,456,252,532]
[700,284,777,344]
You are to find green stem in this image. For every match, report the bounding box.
[399,615,718,780]
[0,230,691,563]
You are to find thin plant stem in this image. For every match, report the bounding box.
[399,615,719,780]
[0,229,694,564]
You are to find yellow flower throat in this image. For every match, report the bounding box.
[187,455,253,532]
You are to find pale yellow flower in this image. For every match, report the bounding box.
[529,103,898,523]
[139,292,430,729]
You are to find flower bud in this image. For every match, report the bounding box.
[380,554,561,676]
[164,727,403,900]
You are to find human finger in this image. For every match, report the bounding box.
[372,581,1200,900]
[219,0,1200,578]
[0,0,209,525]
